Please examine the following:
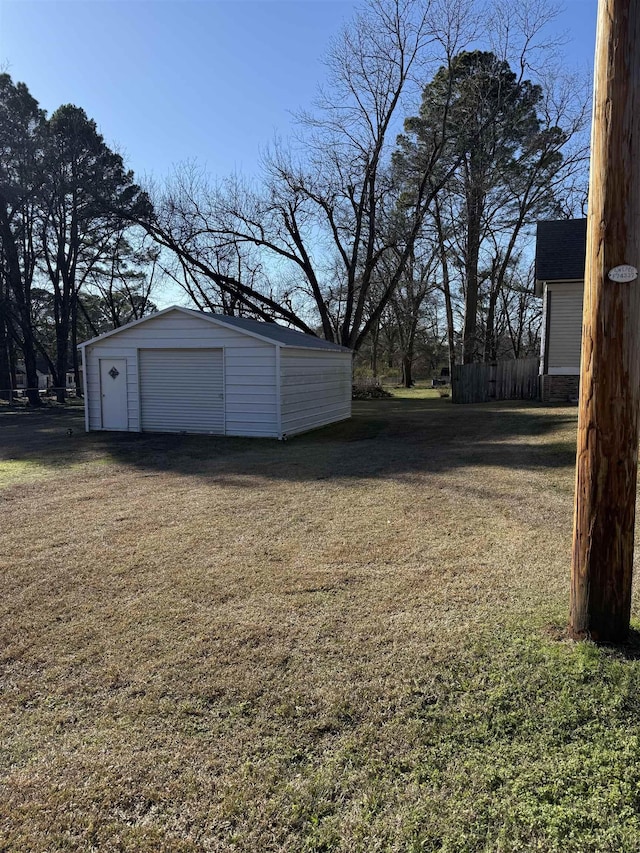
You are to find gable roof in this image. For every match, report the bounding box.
[535,219,587,291]
[78,306,352,353]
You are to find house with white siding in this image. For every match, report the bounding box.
[78,306,352,438]
[14,359,79,394]
[15,360,52,392]
[535,218,586,402]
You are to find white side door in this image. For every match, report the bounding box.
[100,358,128,430]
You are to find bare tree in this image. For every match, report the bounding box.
[135,0,585,370]
[140,0,477,348]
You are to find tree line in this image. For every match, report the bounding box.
[0,75,155,404]
[0,0,589,402]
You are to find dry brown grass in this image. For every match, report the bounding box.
[3,398,640,852]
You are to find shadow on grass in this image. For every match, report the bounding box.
[0,397,578,484]
[596,628,640,660]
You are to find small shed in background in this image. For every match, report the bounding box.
[79,306,352,439]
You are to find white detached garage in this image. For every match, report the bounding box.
[79,306,352,439]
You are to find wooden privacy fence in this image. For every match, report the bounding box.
[452,357,540,404]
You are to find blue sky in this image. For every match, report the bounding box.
[1,1,356,179]
[1,0,598,183]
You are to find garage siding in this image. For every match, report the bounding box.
[84,311,279,436]
[280,349,352,437]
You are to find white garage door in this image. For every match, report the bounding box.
[139,348,224,434]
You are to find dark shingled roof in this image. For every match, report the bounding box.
[535,218,587,282]
[210,313,352,353]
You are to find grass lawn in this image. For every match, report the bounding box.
[3,397,640,852]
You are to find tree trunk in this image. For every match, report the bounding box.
[22,337,42,406]
[462,185,482,364]
[444,285,455,372]
[71,295,82,396]
[371,320,380,378]
[54,305,70,404]
[570,0,640,642]
[433,198,456,374]
[8,338,17,402]
[401,354,413,388]
[0,203,42,406]
[0,305,11,400]
[484,284,499,362]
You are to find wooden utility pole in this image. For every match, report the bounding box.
[570,0,640,642]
